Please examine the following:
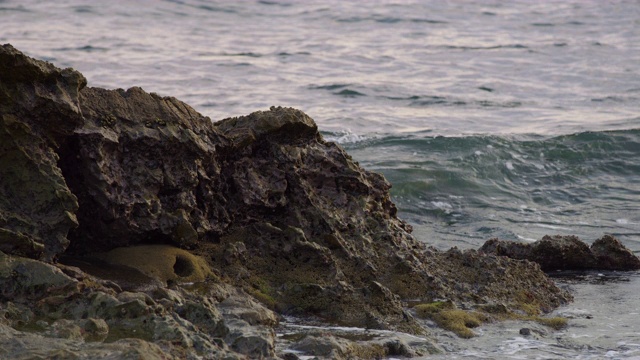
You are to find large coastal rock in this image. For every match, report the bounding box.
[0,44,84,260]
[480,234,640,271]
[0,44,579,358]
[61,85,229,253]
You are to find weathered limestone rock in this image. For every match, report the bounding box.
[287,333,428,360]
[0,44,84,260]
[480,234,640,271]
[218,289,279,358]
[0,323,176,360]
[0,251,76,299]
[590,234,640,270]
[61,86,229,253]
[0,251,254,359]
[0,44,579,356]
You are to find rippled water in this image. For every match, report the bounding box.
[3,0,640,358]
[346,129,640,252]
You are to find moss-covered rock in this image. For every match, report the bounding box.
[413,300,568,338]
[92,244,215,286]
[414,301,488,338]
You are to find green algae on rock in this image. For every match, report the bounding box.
[413,299,568,339]
[92,244,215,286]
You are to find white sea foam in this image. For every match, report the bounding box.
[323,130,369,144]
[516,234,537,242]
[535,223,571,231]
[431,201,453,213]
[505,161,514,170]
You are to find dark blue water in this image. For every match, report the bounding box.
[3,0,640,358]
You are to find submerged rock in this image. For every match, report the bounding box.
[480,234,640,271]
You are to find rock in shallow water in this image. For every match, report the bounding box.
[590,234,640,270]
[480,234,640,271]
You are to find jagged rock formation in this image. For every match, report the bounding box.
[0,44,579,358]
[0,250,276,359]
[480,234,640,271]
[0,44,85,260]
[61,85,229,253]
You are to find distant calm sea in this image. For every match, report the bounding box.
[3,1,640,358]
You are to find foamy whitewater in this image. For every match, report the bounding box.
[3,0,640,357]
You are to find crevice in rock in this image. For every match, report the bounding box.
[173,255,195,278]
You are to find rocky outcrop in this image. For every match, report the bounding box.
[480,234,640,271]
[590,235,640,270]
[0,44,579,358]
[0,44,85,260]
[61,85,229,253]
[0,250,271,359]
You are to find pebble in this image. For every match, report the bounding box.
[519,328,532,336]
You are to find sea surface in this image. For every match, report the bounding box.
[3,0,640,358]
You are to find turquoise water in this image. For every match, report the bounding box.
[3,0,640,357]
[343,129,640,251]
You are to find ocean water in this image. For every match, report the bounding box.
[3,0,640,358]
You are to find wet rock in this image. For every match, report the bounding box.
[276,316,443,358]
[282,353,301,360]
[292,335,383,360]
[383,338,416,357]
[291,335,353,359]
[288,333,423,360]
[0,252,250,359]
[479,235,597,271]
[519,327,531,336]
[480,234,640,271]
[218,289,278,358]
[419,248,572,314]
[590,234,640,270]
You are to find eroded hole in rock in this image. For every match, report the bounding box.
[173,255,195,277]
